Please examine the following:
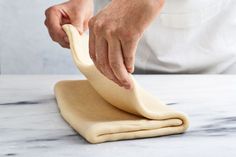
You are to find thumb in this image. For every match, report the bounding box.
[71,16,84,35]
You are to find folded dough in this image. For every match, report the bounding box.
[54,24,189,143]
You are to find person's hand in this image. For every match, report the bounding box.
[44,0,94,48]
[89,0,164,89]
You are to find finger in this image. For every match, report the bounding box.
[89,23,96,62]
[94,36,106,74]
[71,14,84,34]
[108,38,132,89]
[45,7,68,45]
[95,36,121,85]
[121,39,139,73]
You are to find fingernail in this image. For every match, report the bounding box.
[127,67,134,73]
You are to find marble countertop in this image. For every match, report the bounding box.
[0,75,236,157]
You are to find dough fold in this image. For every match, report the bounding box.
[54,24,189,143]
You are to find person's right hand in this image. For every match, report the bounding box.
[44,0,94,48]
[88,0,164,89]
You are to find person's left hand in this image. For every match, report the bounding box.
[88,0,164,89]
[44,0,94,48]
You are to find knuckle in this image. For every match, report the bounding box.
[120,30,141,42]
[104,28,112,37]
[51,37,57,42]
[45,6,57,16]
[89,17,118,38]
[51,33,59,41]
[110,61,121,70]
[104,26,117,38]
[44,19,48,26]
[88,17,95,28]
[49,32,58,42]
[93,21,104,35]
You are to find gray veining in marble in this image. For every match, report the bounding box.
[0,75,236,156]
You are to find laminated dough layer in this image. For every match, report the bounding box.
[54,24,189,144]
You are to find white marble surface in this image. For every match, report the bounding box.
[0,75,236,157]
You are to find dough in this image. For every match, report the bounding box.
[54,24,189,143]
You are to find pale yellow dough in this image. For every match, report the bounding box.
[54,24,189,143]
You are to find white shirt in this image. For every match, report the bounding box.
[135,0,236,74]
